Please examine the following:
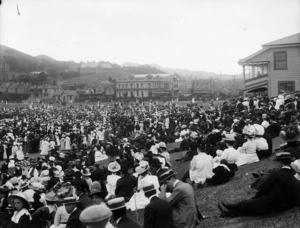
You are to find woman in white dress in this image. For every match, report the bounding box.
[236,125,259,166]
[64,134,71,151]
[105,161,121,200]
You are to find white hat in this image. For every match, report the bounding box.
[245,125,256,137]
[253,124,265,136]
[107,161,121,173]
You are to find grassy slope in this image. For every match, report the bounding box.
[129,136,300,228]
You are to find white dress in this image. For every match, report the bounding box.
[105,174,121,199]
[236,139,259,166]
[189,153,214,184]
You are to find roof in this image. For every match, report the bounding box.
[263,33,300,47]
[239,33,300,64]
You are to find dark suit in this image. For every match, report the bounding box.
[77,193,93,211]
[66,209,85,228]
[226,168,300,215]
[144,196,173,228]
[117,216,140,228]
[115,173,137,202]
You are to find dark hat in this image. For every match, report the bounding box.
[158,169,177,185]
[275,152,294,161]
[142,183,156,193]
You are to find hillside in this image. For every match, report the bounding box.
[0,45,79,76]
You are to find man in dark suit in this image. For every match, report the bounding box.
[74,181,93,211]
[64,197,86,228]
[219,153,300,217]
[107,197,140,228]
[143,183,173,228]
[115,164,137,202]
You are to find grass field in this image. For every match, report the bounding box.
[128,136,300,228]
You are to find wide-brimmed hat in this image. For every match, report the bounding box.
[8,192,31,209]
[158,142,167,149]
[245,125,256,137]
[80,204,112,225]
[135,160,149,175]
[107,197,126,210]
[291,160,300,173]
[253,124,265,137]
[280,125,300,142]
[107,161,121,173]
[45,191,59,202]
[28,181,45,192]
[158,169,177,185]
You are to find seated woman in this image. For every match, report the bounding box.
[214,134,239,172]
[236,126,259,167]
[253,124,270,160]
[7,192,32,228]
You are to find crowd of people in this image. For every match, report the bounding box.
[0,93,299,228]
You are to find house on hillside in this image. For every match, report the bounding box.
[54,90,78,102]
[0,83,10,94]
[239,33,300,97]
[95,81,114,95]
[17,84,31,94]
[7,83,20,94]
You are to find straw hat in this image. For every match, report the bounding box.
[107,161,121,173]
[63,196,78,205]
[45,191,59,202]
[80,204,112,226]
[8,192,31,209]
[107,197,126,210]
[135,160,149,175]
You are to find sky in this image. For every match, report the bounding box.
[0,0,299,74]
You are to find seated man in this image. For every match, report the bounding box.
[218,153,300,217]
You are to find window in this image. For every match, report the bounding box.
[274,51,287,70]
[141,91,144,97]
[278,81,295,93]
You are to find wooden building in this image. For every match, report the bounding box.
[239,33,300,97]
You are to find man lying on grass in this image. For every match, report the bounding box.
[218,152,300,217]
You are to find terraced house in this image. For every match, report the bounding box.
[239,33,300,97]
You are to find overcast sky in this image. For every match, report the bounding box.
[0,0,299,74]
